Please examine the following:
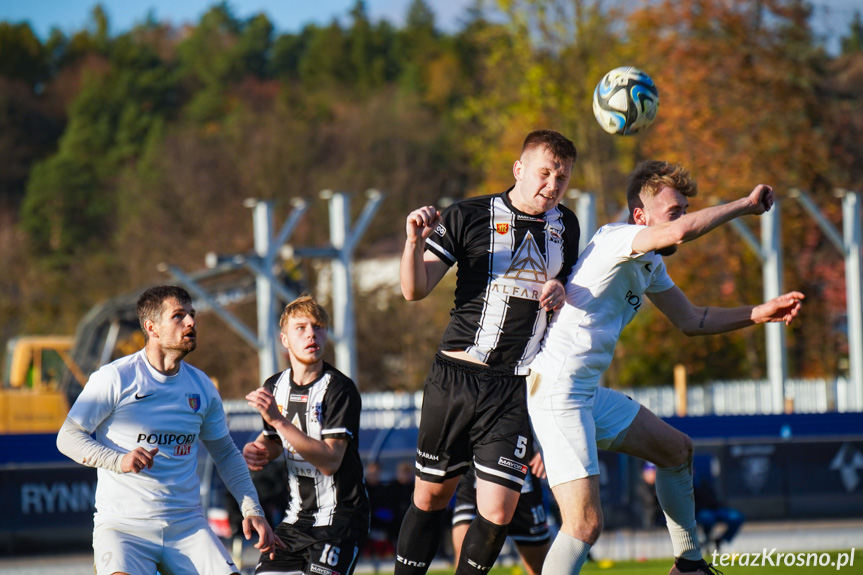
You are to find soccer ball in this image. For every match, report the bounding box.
[592,66,659,136]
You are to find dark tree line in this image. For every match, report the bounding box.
[1,0,861,396]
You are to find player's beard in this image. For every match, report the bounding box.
[178,339,196,354]
[165,331,197,356]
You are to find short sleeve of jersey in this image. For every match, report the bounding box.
[645,257,675,293]
[592,223,645,260]
[260,372,282,438]
[66,364,120,434]
[198,376,230,441]
[321,372,362,441]
[593,223,675,293]
[424,202,464,267]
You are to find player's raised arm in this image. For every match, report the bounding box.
[631,184,773,255]
[401,206,449,300]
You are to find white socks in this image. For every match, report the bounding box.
[655,459,702,561]
[542,531,591,575]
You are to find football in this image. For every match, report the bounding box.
[592,66,659,135]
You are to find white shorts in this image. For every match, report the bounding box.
[527,371,641,488]
[93,514,238,575]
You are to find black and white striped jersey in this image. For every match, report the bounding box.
[261,363,369,530]
[425,190,580,375]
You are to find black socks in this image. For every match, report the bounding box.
[393,502,445,575]
[455,513,510,575]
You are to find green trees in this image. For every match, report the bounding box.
[21,19,178,266]
[0,0,859,393]
[0,22,57,210]
[841,11,863,54]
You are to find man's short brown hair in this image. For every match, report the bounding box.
[522,130,577,164]
[279,294,329,331]
[136,285,192,342]
[626,160,698,214]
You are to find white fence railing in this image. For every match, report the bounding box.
[624,377,862,417]
[226,378,861,420]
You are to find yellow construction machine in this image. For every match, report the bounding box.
[0,336,88,434]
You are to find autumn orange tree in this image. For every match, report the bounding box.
[613,0,841,385]
[456,0,629,205]
[455,0,849,387]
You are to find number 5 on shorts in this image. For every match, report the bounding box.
[514,435,527,458]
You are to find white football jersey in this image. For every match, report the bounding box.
[67,349,229,524]
[529,223,675,391]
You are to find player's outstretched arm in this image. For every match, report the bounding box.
[632,185,773,254]
[751,291,805,325]
[648,287,804,336]
[243,515,285,560]
[401,206,449,300]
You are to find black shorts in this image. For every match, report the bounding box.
[415,352,532,491]
[452,464,550,546]
[255,522,366,575]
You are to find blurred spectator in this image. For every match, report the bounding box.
[388,460,416,548]
[222,456,290,568]
[226,459,289,537]
[254,457,290,527]
[635,462,664,528]
[364,461,395,566]
[694,472,744,552]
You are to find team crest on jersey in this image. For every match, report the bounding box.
[496,223,510,235]
[504,231,547,283]
[547,226,563,244]
[311,402,323,424]
[186,393,201,412]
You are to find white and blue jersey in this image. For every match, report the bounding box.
[67,349,229,525]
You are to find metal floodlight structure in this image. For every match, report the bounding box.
[728,199,787,413]
[788,188,863,411]
[161,190,383,386]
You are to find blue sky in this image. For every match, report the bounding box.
[0,0,859,52]
[0,1,475,37]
